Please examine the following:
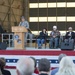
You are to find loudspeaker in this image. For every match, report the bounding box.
[61,42,74,50]
[0,42,8,50]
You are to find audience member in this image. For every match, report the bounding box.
[65,27,75,44]
[16,57,34,75]
[0,57,11,75]
[37,28,48,49]
[30,57,39,75]
[56,56,75,75]
[50,26,60,49]
[38,58,50,75]
[51,53,66,75]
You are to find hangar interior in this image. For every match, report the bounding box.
[0,0,75,35]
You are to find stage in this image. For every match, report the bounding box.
[6,47,61,51]
[6,47,75,51]
[0,50,75,55]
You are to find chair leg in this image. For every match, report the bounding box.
[45,43,46,49]
[35,40,37,48]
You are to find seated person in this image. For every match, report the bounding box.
[65,27,75,44]
[37,28,48,49]
[50,26,60,48]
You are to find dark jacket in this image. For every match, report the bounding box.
[1,69,11,75]
[38,32,48,40]
[0,25,4,33]
[65,32,75,39]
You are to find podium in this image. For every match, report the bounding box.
[12,26,27,49]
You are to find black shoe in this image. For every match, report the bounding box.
[49,46,53,49]
[54,47,58,49]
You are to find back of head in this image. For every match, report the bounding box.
[16,57,34,75]
[38,58,50,72]
[58,53,66,63]
[59,56,74,69]
[56,56,75,75]
[0,57,6,70]
[30,57,36,69]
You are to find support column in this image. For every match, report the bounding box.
[22,0,29,21]
[8,0,11,32]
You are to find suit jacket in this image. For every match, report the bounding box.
[65,32,75,39]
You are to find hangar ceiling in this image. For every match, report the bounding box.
[0,0,27,32]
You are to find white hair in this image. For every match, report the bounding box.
[16,57,35,75]
[68,27,72,29]
[53,26,57,29]
[56,56,75,75]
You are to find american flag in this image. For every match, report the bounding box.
[0,50,75,69]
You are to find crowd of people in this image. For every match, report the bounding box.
[37,26,75,49]
[0,53,75,75]
[19,16,75,49]
[0,16,75,49]
[16,54,75,75]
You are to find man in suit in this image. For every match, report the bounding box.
[65,27,75,43]
[19,16,33,47]
[51,54,66,75]
[38,58,50,75]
